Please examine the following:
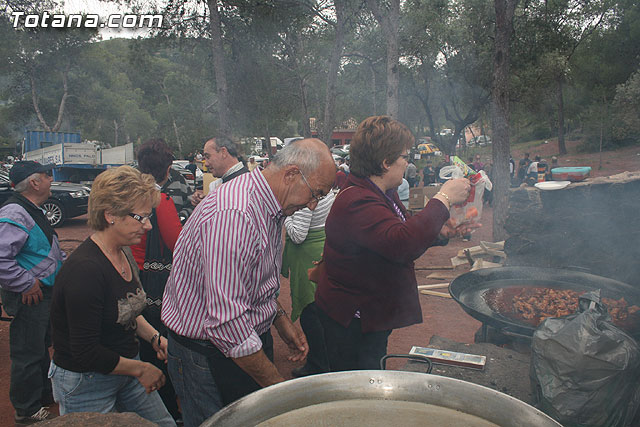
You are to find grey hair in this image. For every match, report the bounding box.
[209,135,240,159]
[270,140,321,175]
[14,172,41,193]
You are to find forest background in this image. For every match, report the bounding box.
[1,0,640,238]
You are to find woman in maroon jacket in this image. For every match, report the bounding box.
[315,116,472,371]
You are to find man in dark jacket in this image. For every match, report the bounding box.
[0,161,64,424]
[191,136,249,205]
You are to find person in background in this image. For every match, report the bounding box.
[191,136,249,206]
[404,160,418,187]
[282,187,337,377]
[161,139,336,426]
[509,156,516,183]
[49,166,175,426]
[185,156,198,187]
[472,154,484,172]
[526,155,541,185]
[247,156,258,172]
[315,116,473,372]
[517,152,531,184]
[0,161,63,424]
[131,139,183,423]
[397,177,410,209]
[546,156,558,181]
[422,161,435,186]
[162,166,194,224]
[335,167,348,189]
[337,157,350,174]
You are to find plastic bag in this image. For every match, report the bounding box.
[530,290,640,427]
[448,170,492,227]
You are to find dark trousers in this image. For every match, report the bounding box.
[1,287,52,417]
[317,307,391,371]
[208,332,274,405]
[299,302,329,373]
[169,330,274,407]
[139,319,180,421]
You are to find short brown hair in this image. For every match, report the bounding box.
[137,139,173,183]
[349,116,414,177]
[88,166,160,230]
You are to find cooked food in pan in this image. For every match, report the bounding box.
[484,287,640,331]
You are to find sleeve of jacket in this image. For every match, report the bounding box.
[0,221,36,293]
[338,190,449,263]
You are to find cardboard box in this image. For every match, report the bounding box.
[424,183,442,199]
[408,184,442,210]
[409,188,427,209]
[202,173,216,194]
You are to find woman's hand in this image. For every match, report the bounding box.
[440,178,471,205]
[440,218,482,239]
[137,362,166,394]
[153,335,168,363]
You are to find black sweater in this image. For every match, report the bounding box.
[51,238,146,374]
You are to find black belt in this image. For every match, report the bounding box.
[168,329,273,359]
[168,329,219,357]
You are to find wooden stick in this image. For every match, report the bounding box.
[415,265,454,271]
[420,290,452,299]
[417,283,449,290]
[426,272,458,280]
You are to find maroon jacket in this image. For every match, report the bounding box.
[315,173,450,333]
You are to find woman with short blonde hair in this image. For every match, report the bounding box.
[49,166,175,426]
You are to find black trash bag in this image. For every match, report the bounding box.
[530,290,640,427]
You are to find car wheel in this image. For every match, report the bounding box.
[42,199,65,228]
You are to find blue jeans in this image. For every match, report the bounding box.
[166,334,223,427]
[48,359,175,427]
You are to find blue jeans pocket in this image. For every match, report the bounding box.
[56,367,84,398]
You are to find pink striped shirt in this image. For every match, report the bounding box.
[161,169,284,358]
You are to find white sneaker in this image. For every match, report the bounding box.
[15,407,57,425]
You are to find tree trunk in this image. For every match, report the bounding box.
[366,0,400,118]
[113,119,119,147]
[299,77,312,138]
[161,82,183,156]
[557,77,566,155]
[491,0,517,242]
[319,0,347,146]
[207,0,231,136]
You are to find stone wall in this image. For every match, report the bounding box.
[504,172,640,287]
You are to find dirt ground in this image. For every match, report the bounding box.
[0,142,637,425]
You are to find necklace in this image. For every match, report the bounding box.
[93,234,127,276]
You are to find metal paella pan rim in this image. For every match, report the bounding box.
[203,371,560,427]
[448,266,640,336]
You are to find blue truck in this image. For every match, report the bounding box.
[22,131,134,183]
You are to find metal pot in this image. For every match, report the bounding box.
[449,266,640,337]
[202,371,560,426]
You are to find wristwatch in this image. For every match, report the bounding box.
[275,308,286,319]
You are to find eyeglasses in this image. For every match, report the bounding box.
[128,212,154,224]
[299,170,325,204]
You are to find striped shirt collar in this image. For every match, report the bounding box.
[250,168,284,222]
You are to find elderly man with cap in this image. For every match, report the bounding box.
[162,139,337,426]
[0,161,64,424]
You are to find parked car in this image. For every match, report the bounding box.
[330,144,350,157]
[0,170,90,227]
[173,160,203,189]
[416,139,442,156]
[468,135,492,147]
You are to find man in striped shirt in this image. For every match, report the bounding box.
[161,139,336,426]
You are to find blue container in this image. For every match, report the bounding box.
[551,167,591,181]
[23,131,81,153]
